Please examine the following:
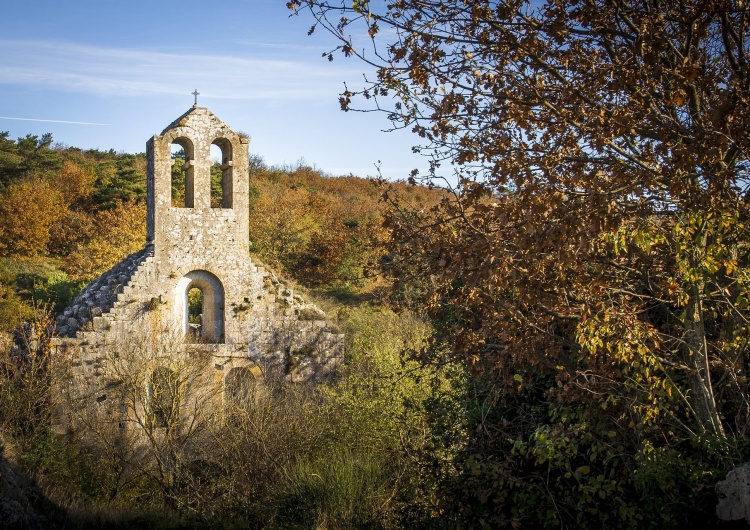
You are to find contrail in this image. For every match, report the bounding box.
[0,116,110,126]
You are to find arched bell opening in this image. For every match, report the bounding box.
[210,137,233,209]
[171,137,195,208]
[176,271,224,343]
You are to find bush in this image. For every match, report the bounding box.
[273,449,389,529]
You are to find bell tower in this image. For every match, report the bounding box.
[146,105,250,255]
[145,105,251,343]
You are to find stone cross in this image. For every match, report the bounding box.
[192,89,200,105]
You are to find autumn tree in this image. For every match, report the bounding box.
[62,200,146,281]
[57,159,96,205]
[248,181,320,271]
[290,0,750,526]
[0,178,65,256]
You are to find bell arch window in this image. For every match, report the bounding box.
[176,271,224,343]
[171,137,194,208]
[210,138,233,208]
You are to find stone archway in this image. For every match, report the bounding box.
[211,137,233,209]
[175,270,225,343]
[170,136,195,208]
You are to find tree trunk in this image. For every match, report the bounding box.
[685,283,725,438]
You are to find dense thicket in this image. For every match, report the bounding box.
[290,0,750,527]
[246,160,439,291]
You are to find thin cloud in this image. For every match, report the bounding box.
[0,39,366,101]
[233,39,328,51]
[0,116,110,125]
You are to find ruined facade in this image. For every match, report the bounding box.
[53,106,343,418]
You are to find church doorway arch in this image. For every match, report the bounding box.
[175,271,224,343]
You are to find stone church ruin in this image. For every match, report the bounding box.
[52,105,343,429]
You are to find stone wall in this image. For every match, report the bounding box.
[53,248,343,406]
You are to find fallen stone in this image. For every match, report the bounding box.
[717,463,750,523]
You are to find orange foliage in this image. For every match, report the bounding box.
[57,160,96,205]
[62,201,146,281]
[0,179,65,256]
[246,166,419,290]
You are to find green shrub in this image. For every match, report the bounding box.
[0,286,34,331]
[273,449,389,529]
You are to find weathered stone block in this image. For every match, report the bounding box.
[717,463,750,523]
[92,317,109,331]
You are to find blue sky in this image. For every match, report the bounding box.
[0,0,425,179]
